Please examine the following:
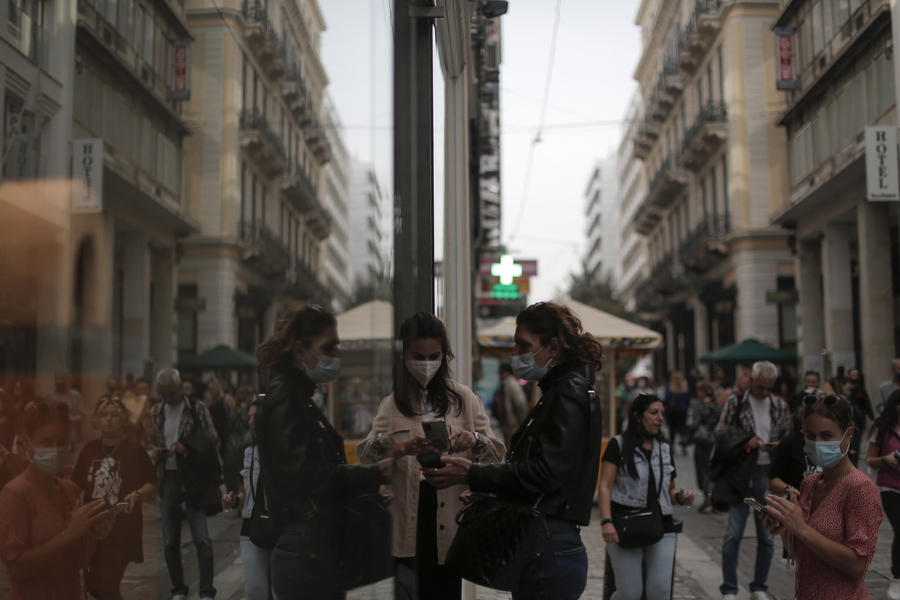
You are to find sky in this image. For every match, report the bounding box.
[319,0,642,302]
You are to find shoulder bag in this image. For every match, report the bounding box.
[445,492,544,592]
[611,446,665,549]
[335,492,393,591]
[247,446,279,550]
[177,399,223,516]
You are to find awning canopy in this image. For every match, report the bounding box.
[336,300,393,350]
[476,299,663,351]
[699,338,798,364]
[178,345,258,371]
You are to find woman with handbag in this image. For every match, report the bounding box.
[357,312,504,600]
[597,393,695,600]
[435,301,606,599]
[255,304,393,599]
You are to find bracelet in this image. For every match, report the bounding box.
[600,517,613,526]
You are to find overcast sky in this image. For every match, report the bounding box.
[320,0,641,302]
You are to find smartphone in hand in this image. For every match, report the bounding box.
[744,497,774,517]
[109,502,130,516]
[416,451,446,469]
[422,420,451,452]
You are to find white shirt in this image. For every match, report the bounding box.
[163,400,185,470]
[748,393,773,465]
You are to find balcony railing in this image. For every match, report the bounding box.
[632,196,662,235]
[240,221,291,274]
[7,3,49,70]
[645,157,689,210]
[678,0,723,75]
[241,0,286,81]
[305,117,333,165]
[680,101,728,171]
[634,253,675,308]
[680,215,730,271]
[282,65,313,126]
[305,203,332,240]
[239,109,287,175]
[281,161,318,213]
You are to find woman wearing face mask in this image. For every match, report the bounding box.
[436,301,605,599]
[71,398,158,600]
[255,304,393,599]
[598,394,694,600]
[866,389,900,599]
[0,402,115,599]
[357,312,504,600]
[761,395,882,600]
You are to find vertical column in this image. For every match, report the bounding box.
[693,296,710,377]
[150,248,176,374]
[822,223,855,374]
[120,235,150,380]
[665,318,676,375]
[858,202,895,405]
[797,238,825,379]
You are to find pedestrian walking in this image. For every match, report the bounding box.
[716,369,751,405]
[72,397,158,600]
[846,368,874,467]
[763,394,881,600]
[45,371,86,446]
[493,362,529,447]
[144,368,219,600]
[690,380,721,512]
[877,359,900,414]
[598,393,695,600]
[867,389,900,599]
[254,304,391,599]
[714,360,791,600]
[0,402,115,600]
[665,371,691,454]
[437,300,606,599]
[357,312,504,600]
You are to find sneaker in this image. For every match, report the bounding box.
[889,579,900,600]
[750,593,770,600]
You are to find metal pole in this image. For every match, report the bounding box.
[393,0,436,334]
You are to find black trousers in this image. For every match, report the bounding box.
[395,481,462,600]
[883,491,900,579]
[86,545,131,600]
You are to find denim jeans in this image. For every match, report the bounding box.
[720,463,774,595]
[160,469,216,598]
[271,517,344,600]
[606,532,677,600]
[240,536,274,600]
[512,517,588,600]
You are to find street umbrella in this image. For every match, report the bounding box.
[698,338,797,365]
[178,345,258,371]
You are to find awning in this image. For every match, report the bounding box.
[699,338,798,364]
[178,345,258,370]
[336,300,393,350]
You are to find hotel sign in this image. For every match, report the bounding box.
[71,139,103,213]
[775,27,796,91]
[172,39,191,101]
[865,126,900,201]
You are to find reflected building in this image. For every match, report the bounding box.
[180,0,342,358]
[582,155,620,286]
[347,160,389,291]
[620,0,795,378]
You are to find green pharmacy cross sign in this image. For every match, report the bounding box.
[491,255,523,300]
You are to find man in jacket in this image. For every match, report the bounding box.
[714,361,791,600]
[144,368,219,600]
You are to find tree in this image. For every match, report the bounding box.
[564,261,630,319]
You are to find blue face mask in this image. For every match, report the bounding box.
[304,352,341,384]
[803,428,850,469]
[511,346,552,382]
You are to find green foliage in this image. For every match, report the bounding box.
[565,261,630,319]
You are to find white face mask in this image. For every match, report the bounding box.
[406,360,442,388]
[27,439,72,476]
[304,352,341,384]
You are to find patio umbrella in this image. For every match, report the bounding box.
[699,338,797,365]
[178,345,258,371]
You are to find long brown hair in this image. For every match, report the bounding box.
[256,305,337,376]
[515,301,603,376]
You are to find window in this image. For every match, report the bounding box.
[143,11,154,64]
[156,133,179,191]
[867,64,877,123]
[812,1,824,56]
[134,6,144,59]
[140,116,155,173]
[791,125,814,182]
[833,0,849,31]
[116,0,127,35]
[822,0,833,45]
[813,116,827,165]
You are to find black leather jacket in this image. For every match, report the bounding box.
[256,365,382,527]
[468,363,604,525]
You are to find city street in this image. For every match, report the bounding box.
[1,446,896,600]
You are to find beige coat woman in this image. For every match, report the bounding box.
[357,381,504,563]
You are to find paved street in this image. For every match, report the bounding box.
[1,446,896,599]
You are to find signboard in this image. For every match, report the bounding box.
[172,39,191,101]
[766,290,798,304]
[775,27,796,91]
[478,257,538,278]
[71,139,103,213]
[865,126,900,201]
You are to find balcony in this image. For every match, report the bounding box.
[680,215,730,272]
[646,158,689,210]
[281,65,313,127]
[281,162,317,214]
[240,221,290,277]
[239,109,287,176]
[634,253,677,310]
[680,101,728,171]
[241,0,286,82]
[305,119,332,165]
[632,198,663,235]
[305,203,332,240]
[678,0,723,75]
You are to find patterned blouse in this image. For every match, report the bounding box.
[794,469,882,600]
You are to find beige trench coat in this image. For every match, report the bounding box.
[356,381,505,564]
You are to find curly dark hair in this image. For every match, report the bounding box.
[394,312,464,418]
[515,301,604,376]
[256,305,337,376]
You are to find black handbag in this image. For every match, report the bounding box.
[445,493,544,592]
[334,492,393,591]
[247,446,279,550]
[177,400,223,516]
[611,447,665,549]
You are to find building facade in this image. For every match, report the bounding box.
[623,0,794,376]
[617,93,650,305]
[771,0,898,400]
[583,155,620,285]
[180,0,338,357]
[347,159,388,292]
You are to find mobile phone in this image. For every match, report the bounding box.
[416,451,446,469]
[422,420,451,452]
[743,498,773,516]
[109,502,130,516]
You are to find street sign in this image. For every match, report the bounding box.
[775,27,796,91]
[865,126,900,201]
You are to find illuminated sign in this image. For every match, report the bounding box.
[491,255,523,285]
[491,284,520,300]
